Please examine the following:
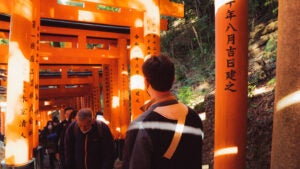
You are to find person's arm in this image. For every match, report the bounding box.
[64,122,75,169]
[100,123,116,169]
[122,129,153,169]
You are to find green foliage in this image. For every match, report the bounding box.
[248,83,257,97]
[264,37,277,59]
[163,0,277,105]
[267,77,276,86]
[249,0,278,23]
[0,39,8,45]
[177,86,193,105]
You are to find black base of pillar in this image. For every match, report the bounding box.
[1,159,35,169]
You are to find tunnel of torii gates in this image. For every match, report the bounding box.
[0,0,299,169]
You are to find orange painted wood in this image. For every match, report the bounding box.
[0,112,4,136]
[91,68,101,113]
[102,64,111,124]
[0,21,10,34]
[214,1,248,169]
[0,46,8,64]
[40,26,130,39]
[40,35,78,43]
[39,77,94,86]
[129,25,145,121]
[32,0,41,150]
[159,0,184,17]
[0,0,10,14]
[39,46,117,64]
[160,18,168,31]
[118,38,130,139]
[110,61,119,138]
[40,0,138,27]
[5,0,35,164]
[75,0,184,18]
[39,85,92,99]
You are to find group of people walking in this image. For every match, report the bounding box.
[40,107,116,169]
[39,54,204,169]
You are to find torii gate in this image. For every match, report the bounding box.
[0,0,183,167]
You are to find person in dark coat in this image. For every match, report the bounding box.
[57,109,77,169]
[122,54,204,169]
[64,108,115,169]
[42,120,59,169]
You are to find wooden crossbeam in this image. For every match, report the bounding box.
[40,76,94,86]
[39,85,91,99]
[40,1,142,27]
[0,45,119,64]
[41,26,129,39]
[39,65,101,86]
[39,98,76,111]
[75,0,184,17]
[1,1,175,29]
[40,46,118,64]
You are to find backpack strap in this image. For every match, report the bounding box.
[154,102,188,159]
[163,112,187,159]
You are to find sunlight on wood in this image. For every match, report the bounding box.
[5,139,29,164]
[6,42,29,123]
[112,96,120,108]
[130,46,144,60]
[134,19,143,28]
[276,91,300,112]
[130,75,144,90]
[214,146,238,157]
[14,0,32,20]
[215,0,233,14]
[78,10,95,22]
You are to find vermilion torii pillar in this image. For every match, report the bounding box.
[5,0,39,166]
[271,0,300,168]
[117,38,130,139]
[214,1,248,169]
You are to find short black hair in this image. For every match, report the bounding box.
[96,111,103,116]
[68,110,78,121]
[64,106,73,113]
[142,54,175,91]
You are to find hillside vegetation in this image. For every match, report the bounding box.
[161,1,278,169]
[162,0,278,108]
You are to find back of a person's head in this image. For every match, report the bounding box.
[68,110,78,121]
[142,54,175,91]
[96,111,103,116]
[64,106,73,112]
[52,116,59,123]
[77,108,92,120]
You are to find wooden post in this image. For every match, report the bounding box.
[32,0,40,150]
[144,0,161,56]
[129,0,162,121]
[214,1,248,169]
[270,1,300,168]
[92,69,100,114]
[5,0,39,165]
[1,111,5,136]
[102,64,111,123]
[110,61,119,138]
[118,38,130,139]
[129,15,145,120]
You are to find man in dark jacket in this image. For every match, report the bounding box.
[122,54,204,169]
[64,108,115,169]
